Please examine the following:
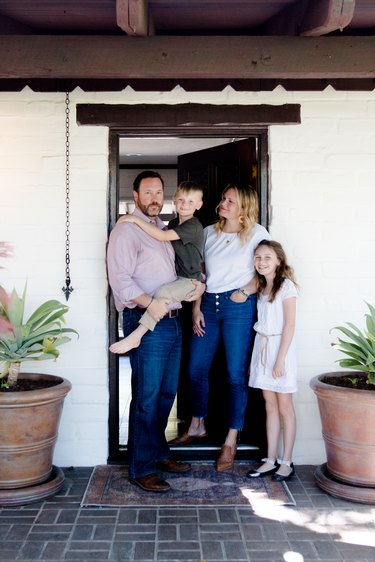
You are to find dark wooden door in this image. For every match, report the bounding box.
[176,139,267,459]
[178,138,258,227]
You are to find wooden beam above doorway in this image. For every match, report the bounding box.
[1,35,375,80]
[76,103,301,131]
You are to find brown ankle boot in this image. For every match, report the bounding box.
[216,443,237,471]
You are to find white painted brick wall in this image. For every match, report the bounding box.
[1,86,374,466]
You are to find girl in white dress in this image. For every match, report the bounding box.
[247,240,298,482]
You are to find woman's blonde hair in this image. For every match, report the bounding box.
[214,184,259,243]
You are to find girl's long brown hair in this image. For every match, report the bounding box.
[255,240,297,303]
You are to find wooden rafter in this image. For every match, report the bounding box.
[301,0,356,36]
[1,35,375,80]
[116,0,152,36]
[265,0,355,36]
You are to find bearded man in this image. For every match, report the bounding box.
[107,170,204,492]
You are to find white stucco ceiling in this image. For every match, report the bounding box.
[119,137,245,165]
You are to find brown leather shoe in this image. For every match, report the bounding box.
[129,473,170,493]
[156,458,192,473]
[216,443,237,471]
[168,432,207,445]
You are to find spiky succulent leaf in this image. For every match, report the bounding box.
[27,301,69,331]
[7,286,26,330]
[338,359,369,371]
[332,338,368,361]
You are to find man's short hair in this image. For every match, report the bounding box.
[133,170,164,192]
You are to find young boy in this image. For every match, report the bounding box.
[109,181,204,354]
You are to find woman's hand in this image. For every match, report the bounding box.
[230,290,249,303]
[192,308,206,337]
[230,278,258,303]
[186,280,206,302]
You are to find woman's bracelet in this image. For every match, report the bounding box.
[238,288,251,298]
[146,297,153,309]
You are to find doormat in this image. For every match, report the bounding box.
[81,463,295,507]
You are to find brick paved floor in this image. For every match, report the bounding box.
[0,465,374,562]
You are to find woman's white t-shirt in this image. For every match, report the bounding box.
[204,223,270,293]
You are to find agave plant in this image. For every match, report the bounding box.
[331,302,375,385]
[0,284,78,387]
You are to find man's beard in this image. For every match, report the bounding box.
[138,202,163,217]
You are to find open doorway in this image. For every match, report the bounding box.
[112,134,268,462]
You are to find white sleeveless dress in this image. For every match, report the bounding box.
[249,278,298,393]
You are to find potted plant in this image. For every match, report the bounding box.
[310,302,375,504]
[0,284,78,506]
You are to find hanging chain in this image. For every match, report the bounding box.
[62,92,74,300]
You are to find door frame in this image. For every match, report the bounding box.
[76,103,301,463]
[109,128,268,464]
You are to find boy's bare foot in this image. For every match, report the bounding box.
[168,431,207,444]
[109,333,142,354]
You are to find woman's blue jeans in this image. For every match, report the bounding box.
[123,308,182,479]
[188,291,257,430]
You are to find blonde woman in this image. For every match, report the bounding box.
[171,185,270,471]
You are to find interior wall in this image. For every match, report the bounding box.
[0,87,374,466]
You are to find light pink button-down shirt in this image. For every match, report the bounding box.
[107,208,177,312]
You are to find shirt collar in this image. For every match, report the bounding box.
[133,207,164,228]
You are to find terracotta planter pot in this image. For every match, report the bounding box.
[0,373,71,504]
[310,372,375,493]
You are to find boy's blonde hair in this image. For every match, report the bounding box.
[174,181,203,200]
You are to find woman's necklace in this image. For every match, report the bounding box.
[222,231,238,245]
[222,221,241,244]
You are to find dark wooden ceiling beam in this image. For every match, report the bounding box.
[0,14,33,34]
[116,0,152,36]
[301,0,356,36]
[76,103,301,129]
[1,35,375,80]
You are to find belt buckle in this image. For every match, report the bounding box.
[168,309,178,318]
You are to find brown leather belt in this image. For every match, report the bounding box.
[167,309,179,318]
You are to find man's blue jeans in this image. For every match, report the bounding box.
[188,291,257,430]
[123,308,182,479]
